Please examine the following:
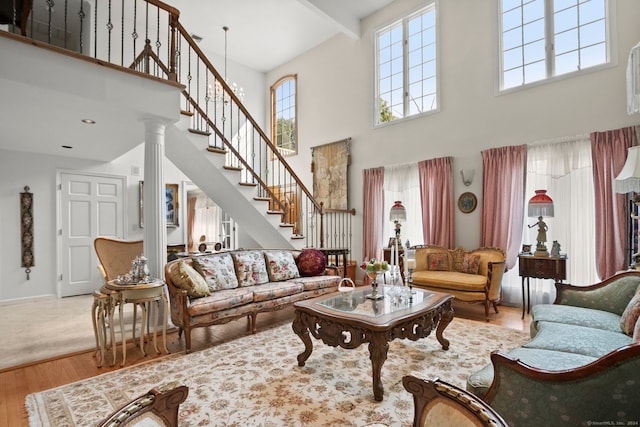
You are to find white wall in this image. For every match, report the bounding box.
[0,146,190,302]
[265,0,640,263]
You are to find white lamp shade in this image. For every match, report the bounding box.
[614,146,640,194]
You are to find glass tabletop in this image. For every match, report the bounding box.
[317,286,432,318]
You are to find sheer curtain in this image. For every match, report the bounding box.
[383,163,424,247]
[189,192,222,250]
[501,135,597,306]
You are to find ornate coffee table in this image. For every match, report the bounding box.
[292,287,454,401]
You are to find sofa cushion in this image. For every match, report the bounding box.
[169,260,210,298]
[251,281,304,303]
[466,347,598,397]
[289,275,341,291]
[187,288,253,317]
[523,321,632,358]
[192,253,239,291]
[264,250,300,282]
[459,254,481,274]
[232,251,270,287]
[412,270,487,291]
[296,249,326,277]
[531,304,623,336]
[620,291,640,335]
[427,253,451,271]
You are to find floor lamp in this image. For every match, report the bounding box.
[614,146,640,268]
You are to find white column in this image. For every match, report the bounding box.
[143,119,167,279]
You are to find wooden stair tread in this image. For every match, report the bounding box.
[180,109,194,117]
[239,182,257,187]
[189,128,211,136]
[223,165,242,171]
[267,210,283,215]
[207,147,227,154]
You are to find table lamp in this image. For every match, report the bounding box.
[614,146,640,267]
[527,190,554,257]
[389,201,406,242]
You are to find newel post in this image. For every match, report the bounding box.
[319,202,325,248]
[168,12,179,82]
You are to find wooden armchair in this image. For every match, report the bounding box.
[97,384,188,427]
[403,375,508,427]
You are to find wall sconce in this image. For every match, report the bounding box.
[460,169,475,186]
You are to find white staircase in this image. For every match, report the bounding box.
[165,115,304,250]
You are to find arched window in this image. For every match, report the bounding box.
[270,75,297,156]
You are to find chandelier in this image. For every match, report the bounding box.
[207,26,245,104]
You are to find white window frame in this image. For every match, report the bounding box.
[374,2,439,127]
[270,74,298,157]
[498,0,616,93]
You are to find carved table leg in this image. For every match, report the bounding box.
[292,311,313,366]
[435,301,454,350]
[369,334,389,401]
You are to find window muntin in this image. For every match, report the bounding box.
[270,75,297,156]
[500,0,609,91]
[376,4,437,125]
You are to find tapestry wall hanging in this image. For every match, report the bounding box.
[311,138,351,210]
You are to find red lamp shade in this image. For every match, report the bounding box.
[528,190,554,218]
[389,201,406,223]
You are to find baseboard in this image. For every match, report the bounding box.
[0,294,57,307]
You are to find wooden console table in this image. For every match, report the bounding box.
[318,247,350,278]
[518,255,567,319]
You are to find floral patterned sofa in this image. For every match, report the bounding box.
[164,248,340,352]
[466,271,640,426]
[410,245,506,321]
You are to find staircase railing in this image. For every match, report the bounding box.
[1,0,355,253]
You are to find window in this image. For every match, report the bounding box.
[375,4,437,125]
[270,75,297,156]
[500,0,609,90]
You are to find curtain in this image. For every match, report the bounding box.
[362,167,385,264]
[187,197,197,251]
[189,192,222,251]
[383,163,424,247]
[591,127,637,279]
[501,136,597,306]
[418,157,454,247]
[481,145,527,270]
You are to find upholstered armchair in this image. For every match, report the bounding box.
[403,375,508,427]
[97,384,188,427]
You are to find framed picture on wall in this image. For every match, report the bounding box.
[139,182,180,227]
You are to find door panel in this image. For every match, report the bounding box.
[60,173,125,297]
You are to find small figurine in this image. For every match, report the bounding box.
[551,241,561,258]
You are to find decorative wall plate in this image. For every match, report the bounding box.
[458,192,477,214]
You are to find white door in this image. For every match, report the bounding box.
[59,172,125,297]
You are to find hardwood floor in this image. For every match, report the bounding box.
[1,303,529,426]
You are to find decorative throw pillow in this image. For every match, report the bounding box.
[232,251,270,287]
[296,249,326,277]
[459,253,481,274]
[620,291,640,336]
[169,260,210,298]
[192,253,239,292]
[451,247,466,272]
[264,251,300,282]
[427,253,450,271]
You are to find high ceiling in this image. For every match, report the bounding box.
[166,0,394,72]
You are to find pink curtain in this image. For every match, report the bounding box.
[362,167,385,265]
[591,127,637,279]
[481,145,527,270]
[418,157,454,247]
[187,197,197,251]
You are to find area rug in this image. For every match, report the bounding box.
[26,317,529,426]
